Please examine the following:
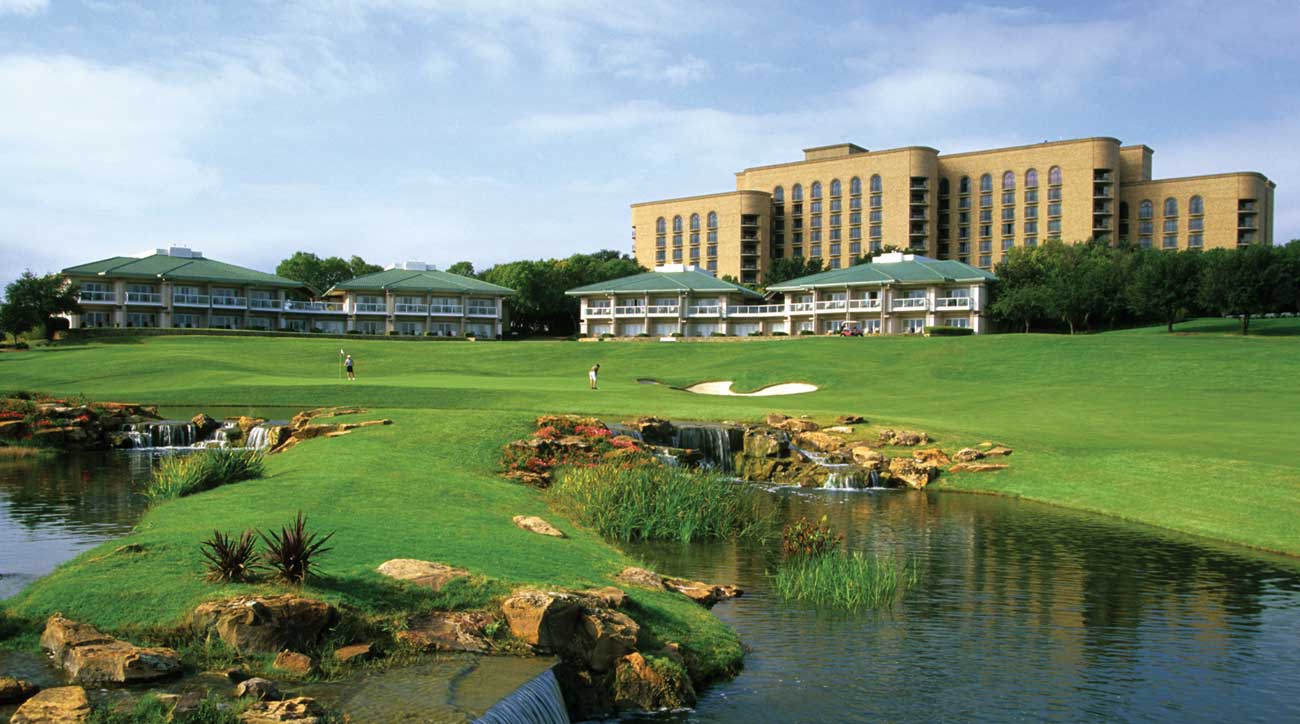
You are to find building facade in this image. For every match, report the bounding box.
[323,262,512,337]
[567,255,994,336]
[632,138,1276,284]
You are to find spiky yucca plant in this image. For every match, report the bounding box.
[260,511,334,584]
[199,529,260,582]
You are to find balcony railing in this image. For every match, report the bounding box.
[789,302,814,312]
[891,298,928,311]
[848,299,881,310]
[211,296,247,308]
[814,300,847,311]
[687,306,721,316]
[172,293,209,306]
[428,304,463,316]
[466,306,498,317]
[934,297,972,310]
[126,292,162,304]
[284,301,344,313]
[249,298,280,310]
[395,303,429,315]
[731,304,782,316]
[584,306,613,317]
[647,305,679,316]
[354,302,386,313]
[614,306,645,317]
[78,290,115,303]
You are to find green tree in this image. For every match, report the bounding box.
[276,252,381,293]
[763,257,823,287]
[1125,248,1204,332]
[0,271,80,341]
[481,250,642,335]
[446,261,476,277]
[989,246,1049,332]
[1199,245,1287,334]
[1038,240,1122,334]
[347,255,382,279]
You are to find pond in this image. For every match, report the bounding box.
[624,488,1300,723]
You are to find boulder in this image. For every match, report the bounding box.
[953,447,984,463]
[266,425,293,450]
[835,414,866,425]
[0,676,39,705]
[239,697,328,724]
[0,419,26,439]
[234,677,283,701]
[912,448,952,467]
[503,470,552,488]
[40,616,180,685]
[742,427,787,458]
[30,428,66,447]
[623,417,673,445]
[888,457,937,490]
[613,653,696,712]
[500,591,581,650]
[851,446,885,468]
[9,686,91,724]
[577,608,640,672]
[616,566,664,590]
[272,650,316,676]
[984,445,1014,457]
[512,515,566,538]
[397,612,493,653]
[775,417,819,433]
[40,616,115,656]
[948,462,1009,473]
[189,595,338,654]
[191,413,219,439]
[236,416,267,435]
[375,559,469,591]
[879,429,929,446]
[662,577,743,608]
[333,643,373,664]
[794,431,845,453]
[823,425,855,434]
[577,586,627,609]
[763,413,789,426]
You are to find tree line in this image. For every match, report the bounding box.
[989,239,1300,334]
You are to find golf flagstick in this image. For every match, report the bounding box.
[339,349,344,381]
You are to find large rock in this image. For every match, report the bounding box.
[271,650,316,676]
[577,608,640,672]
[235,416,267,435]
[912,448,952,467]
[622,417,673,444]
[375,559,469,591]
[888,457,937,489]
[774,417,819,433]
[512,515,566,538]
[662,577,743,608]
[333,643,373,664]
[40,616,180,685]
[191,413,219,439]
[953,447,984,463]
[9,686,90,724]
[613,653,696,712]
[500,591,581,650]
[764,413,789,426]
[742,427,787,458]
[851,446,885,468]
[0,419,26,439]
[234,677,283,701]
[948,462,1009,473]
[190,595,337,654]
[616,567,664,590]
[794,431,845,453]
[835,414,866,425]
[577,586,627,609]
[879,429,929,446]
[396,612,493,653]
[984,445,1014,457]
[0,677,39,705]
[239,697,328,724]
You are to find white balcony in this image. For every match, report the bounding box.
[687,305,722,317]
[848,299,882,311]
[355,302,387,314]
[814,300,847,311]
[285,300,345,313]
[211,296,247,309]
[789,302,814,313]
[395,303,429,315]
[614,306,645,317]
[647,305,679,316]
[172,293,210,306]
[892,298,929,311]
[731,304,784,316]
[78,291,114,303]
[429,304,464,316]
[934,297,972,310]
[584,306,613,317]
[467,307,498,318]
[249,298,280,310]
[125,292,162,304]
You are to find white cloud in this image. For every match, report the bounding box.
[0,0,47,16]
[599,40,710,85]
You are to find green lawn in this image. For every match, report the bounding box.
[2,319,1298,672]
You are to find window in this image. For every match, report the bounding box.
[1048,203,1061,217]
[672,215,682,232]
[1025,205,1038,219]
[830,179,841,197]
[811,201,823,214]
[689,213,699,231]
[959,176,970,195]
[980,209,993,223]
[830,243,841,256]
[1002,191,1015,205]
[672,248,683,261]
[1002,223,1014,235]
[865,175,880,194]
[707,245,717,256]
[870,210,882,223]
[979,254,992,268]
[939,177,950,196]
[672,234,682,246]
[707,211,717,228]
[1025,237,1038,248]
[1140,221,1153,235]
[690,247,700,261]
[655,250,666,263]
[773,186,784,203]
[870,225,882,238]
[1002,238,1014,251]
[810,244,822,257]
[1163,235,1178,249]
[707,230,717,243]
[1048,219,1061,234]
[850,226,862,240]
[1189,217,1203,231]
[1189,195,1204,215]
[1139,237,1152,248]
[689,232,699,245]
[707,260,717,272]
[980,173,992,192]
[830,214,841,227]
[656,217,666,234]
[1164,197,1178,217]
[811,181,822,199]
[849,197,862,210]
[850,241,861,254]
[1163,219,1178,233]
[830,228,841,241]
[980,224,992,238]
[1048,166,1062,185]
[811,230,822,241]
[1189,234,1203,248]
[792,184,803,202]
[850,212,861,225]
[1002,171,1015,190]
[980,194,992,208]
[1140,200,1153,219]
[1002,207,1015,221]
[1025,189,1038,203]
[1025,221,1038,234]
[1025,168,1038,188]
[811,215,822,228]
[830,198,841,212]
[1048,187,1062,201]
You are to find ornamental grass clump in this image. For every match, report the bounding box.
[261,511,335,584]
[771,515,917,612]
[548,462,777,544]
[144,448,264,504]
[199,529,260,583]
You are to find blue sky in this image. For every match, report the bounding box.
[2,0,1298,287]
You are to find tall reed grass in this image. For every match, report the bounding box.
[548,463,777,543]
[771,551,918,612]
[144,448,264,504]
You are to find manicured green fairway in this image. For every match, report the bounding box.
[2,319,1298,671]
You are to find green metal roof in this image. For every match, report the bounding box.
[565,270,765,299]
[327,269,514,296]
[62,254,309,289]
[767,256,996,292]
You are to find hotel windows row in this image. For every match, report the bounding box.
[1129,195,1206,249]
[772,175,882,269]
[939,166,1062,266]
[655,211,720,271]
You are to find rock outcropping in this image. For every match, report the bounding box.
[189,595,337,654]
[40,616,181,686]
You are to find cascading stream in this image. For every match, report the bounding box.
[473,668,570,724]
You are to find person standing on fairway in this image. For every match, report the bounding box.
[345,353,355,381]
[588,363,599,390]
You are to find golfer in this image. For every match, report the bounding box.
[345,354,355,381]
[588,363,599,390]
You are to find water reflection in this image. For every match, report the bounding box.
[625,489,1300,724]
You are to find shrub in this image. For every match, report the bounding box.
[89,694,242,724]
[710,331,729,337]
[548,463,777,543]
[599,333,615,339]
[771,551,917,611]
[772,331,789,336]
[924,326,974,337]
[199,529,260,582]
[261,511,335,584]
[635,332,651,337]
[782,515,843,558]
[144,449,264,504]
[346,329,361,335]
[388,330,400,336]
[669,332,683,337]
[798,329,816,336]
[748,330,764,336]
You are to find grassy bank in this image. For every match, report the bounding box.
[0,318,1297,665]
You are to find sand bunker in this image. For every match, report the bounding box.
[683,381,818,397]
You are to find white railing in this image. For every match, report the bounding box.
[249,298,280,310]
[78,290,114,303]
[934,297,972,310]
[285,300,344,313]
[849,299,882,310]
[429,304,464,315]
[892,298,928,311]
[687,305,721,316]
[394,303,428,315]
[647,305,679,315]
[172,293,209,306]
[466,306,497,317]
[614,306,645,317]
[789,302,814,312]
[731,304,784,316]
[355,302,387,313]
[211,296,246,308]
[126,292,162,304]
[584,306,613,317]
[815,300,847,311]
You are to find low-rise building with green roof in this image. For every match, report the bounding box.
[565,254,995,337]
[322,262,513,337]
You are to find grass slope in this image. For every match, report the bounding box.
[1,318,1298,657]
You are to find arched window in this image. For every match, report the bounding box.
[1048,166,1062,185]
[850,177,862,195]
[791,184,803,202]
[959,176,970,194]
[656,217,666,234]
[939,177,949,195]
[707,211,717,228]
[1025,169,1038,188]
[1139,200,1153,220]
[830,179,841,197]
[870,174,882,193]
[773,186,784,203]
[811,181,822,199]
[689,213,700,231]
[1164,198,1178,217]
[1002,171,1015,190]
[1189,195,1204,215]
[672,215,682,232]
[1119,201,1129,220]
[980,173,992,192]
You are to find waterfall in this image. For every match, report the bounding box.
[473,668,570,724]
[671,423,742,472]
[244,425,271,450]
[121,422,197,449]
[604,422,643,441]
[792,444,887,490]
